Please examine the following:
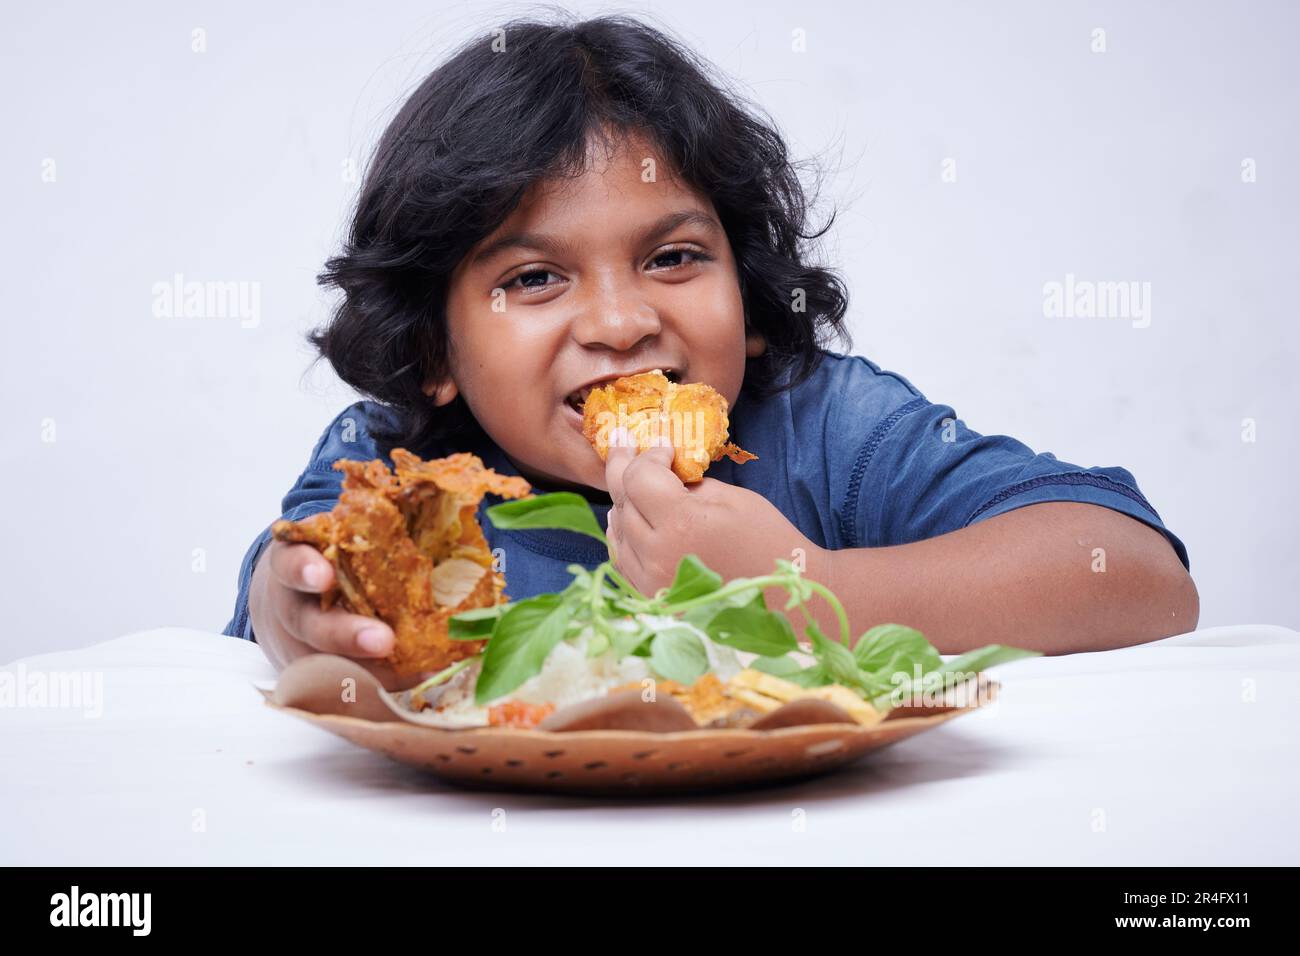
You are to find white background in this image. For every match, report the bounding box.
[2,0,1296,663]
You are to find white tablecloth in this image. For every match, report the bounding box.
[2,625,1296,865]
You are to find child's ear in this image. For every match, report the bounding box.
[421,377,459,406]
[745,328,766,358]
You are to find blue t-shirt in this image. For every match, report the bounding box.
[223,350,1188,640]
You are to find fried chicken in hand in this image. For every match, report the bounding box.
[580,369,756,483]
[272,450,531,675]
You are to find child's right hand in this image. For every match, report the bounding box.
[250,541,419,691]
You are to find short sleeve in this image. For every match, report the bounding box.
[221,401,391,640]
[841,397,1190,570]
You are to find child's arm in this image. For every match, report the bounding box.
[802,500,1199,655]
[604,439,1198,656]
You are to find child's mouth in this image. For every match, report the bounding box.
[562,367,682,417]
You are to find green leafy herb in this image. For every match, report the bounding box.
[937,644,1040,676]
[853,624,943,675]
[473,593,572,704]
[448,605,506,638]
[486,492,609,545]
[442,491,1041,713]
[661,555,723,604]
[704,604,799,656]
[647,624,710,684]
[750,655,828,687]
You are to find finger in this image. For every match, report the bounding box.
[609,496,660,591]
[609,515,652,592]
[268,541,336,593]
[621,444,686,530]
[613,495,655,549]
[276,591,395,658]
[606,504,619,555]
[271,629,428,693]
[605,427,638,508]
[686,476,728,497]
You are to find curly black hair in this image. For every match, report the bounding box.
[314,12,852,454]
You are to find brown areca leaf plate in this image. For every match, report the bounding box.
[260,653,997,796]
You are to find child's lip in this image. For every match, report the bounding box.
[562,399,585,431]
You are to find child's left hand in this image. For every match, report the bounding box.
[603,427,822,595]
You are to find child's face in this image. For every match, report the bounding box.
[435,132,756,495]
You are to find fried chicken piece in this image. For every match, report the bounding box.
[580,369,757,483]
[390,449,530,573]
[271,449,532,675]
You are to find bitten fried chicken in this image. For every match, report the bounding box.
[271,450,531,675]
[580,369,757,483]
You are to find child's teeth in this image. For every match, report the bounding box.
[569,369,682,410]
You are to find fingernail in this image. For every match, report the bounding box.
[302,563,325,588]
[357,627,392,655]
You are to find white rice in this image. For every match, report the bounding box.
[413,613,745,727]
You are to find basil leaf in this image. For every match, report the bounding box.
[610,595,647,616]
[783,663,831,688]
[680,586,765,630]
[474,594,572,704]
[648,625,709,684]
[853,624,943,680]
[705,605,799,656]
[750,655,803,677]
[774,559,814,601]
[565,564,595,588]
[486,493,608,545]
[662,555,723,604]
[448,604,507,638]
[807,622,869,692]
[609,621,653,659]
[935,644,1041,678]
[751,655,830,687]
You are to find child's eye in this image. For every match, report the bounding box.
[648,247,712,271]
[502,269,563,292]
[501,247,712,294]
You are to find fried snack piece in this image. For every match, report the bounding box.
[271,450,532,675]
[610,673,758,728]
[727,669,883,726]
[658,673,757,727]
[612,669,883,728]
[580,369,757,483]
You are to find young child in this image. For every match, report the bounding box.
[226,15,1196,687]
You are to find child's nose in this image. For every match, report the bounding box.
[570,290,663,350]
